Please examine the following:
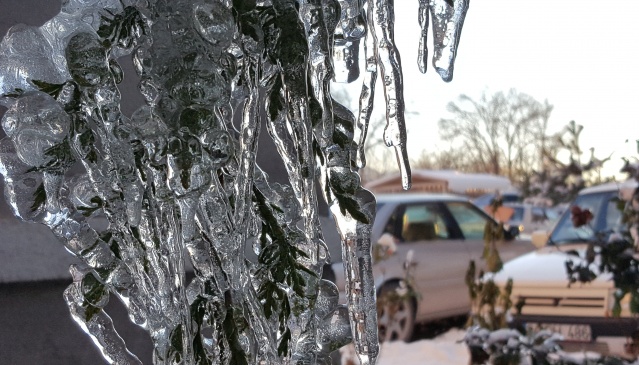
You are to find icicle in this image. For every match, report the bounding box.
[0,0,472,363]
[333,0,366,83]
[418,0,470,82]
[327,186,378,365]
[368,0,411,190]
[352,0,377,170]
[234,66,260,270]
[294,1,338,361]
[64,265,143,365]
[417,0,430,74]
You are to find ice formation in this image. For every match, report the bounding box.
[0,0,468,364]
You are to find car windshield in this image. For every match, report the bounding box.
[510,206,524,222]
[545,208,560,222]
[549,190,624,245]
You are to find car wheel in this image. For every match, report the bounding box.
[377,282,416,342]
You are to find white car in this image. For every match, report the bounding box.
[325,193,534,342]
[493,180,639,358]
[504,203,560,238]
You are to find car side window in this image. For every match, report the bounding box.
[399,204,449,242]
[549,192,607,244]
[445,202,489,240]
[511,207,524,221]
[532,207,546,222]
[605,198,623,232]
[382,206,401,236]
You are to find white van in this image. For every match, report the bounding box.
[493,180,639,358]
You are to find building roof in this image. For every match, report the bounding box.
[375,192,469,203]
[365,169,516,196]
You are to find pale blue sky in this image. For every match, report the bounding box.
[335,0,639,178]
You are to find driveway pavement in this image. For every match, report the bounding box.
[0,280,153,364]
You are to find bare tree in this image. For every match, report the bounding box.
[438,89,553,183]
[527,120,611,204]
[412,147,476,172]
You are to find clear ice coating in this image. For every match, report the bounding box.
[0,0,468,364]
[417,0,470,81]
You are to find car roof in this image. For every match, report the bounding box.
[579,180,637,198]
[375,193,470,204]
[504,202,526,207]
[504,202,545,209]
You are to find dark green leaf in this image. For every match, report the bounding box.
[295,262,316,277]
[181,169,191,190]
[63,84,82,113]
[191,296,207,327]
[84,303,101,322]
[100,231,113,243]
[30,182,46,213]
[81,273,108,307]
[277,328,291,357]
[109,59,123,84]
[2,88,25,98]
[233,0,256,14]
[109,240,121,260]
[27,139,75,174]
[77,197,103,217]
[30,79,65,99]
[612,291,624,317]
[143,257,150,274]
[267,74,285,121]
[79,239,100,257]
[193,330,213,365]
[98,6,145,49]
[222,304,248,365]
[77,126,99,164]
[168,324,184,363]
[333,191,370,224]
[130,226,144,247]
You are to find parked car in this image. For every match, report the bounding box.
[493,180,639,358]
[504,203,560,238]
[473,191,522,210]
[325,193,534,342]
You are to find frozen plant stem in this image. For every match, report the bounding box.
[0,0,469,364]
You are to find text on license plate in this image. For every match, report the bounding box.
[526,322,592,342]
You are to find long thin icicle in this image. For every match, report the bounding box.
[418,0,470,81]
[369,0,411,190]
[353,0,378,169]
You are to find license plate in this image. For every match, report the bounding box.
[526,322,592,342]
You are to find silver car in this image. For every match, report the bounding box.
[505,203,560,238]
[326,193,534,342]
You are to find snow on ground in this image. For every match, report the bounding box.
[340,329,470,365]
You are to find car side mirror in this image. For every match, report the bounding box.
[531,230,550,249]
[373,233,397,263]
[504,225,520,241]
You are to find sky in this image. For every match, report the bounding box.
[334,0,639,179]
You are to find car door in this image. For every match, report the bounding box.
[377,201,473,321]
[445,201,532,265]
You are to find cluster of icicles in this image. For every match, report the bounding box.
[0,0,468,364]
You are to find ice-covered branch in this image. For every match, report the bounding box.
[0,0,469,364]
